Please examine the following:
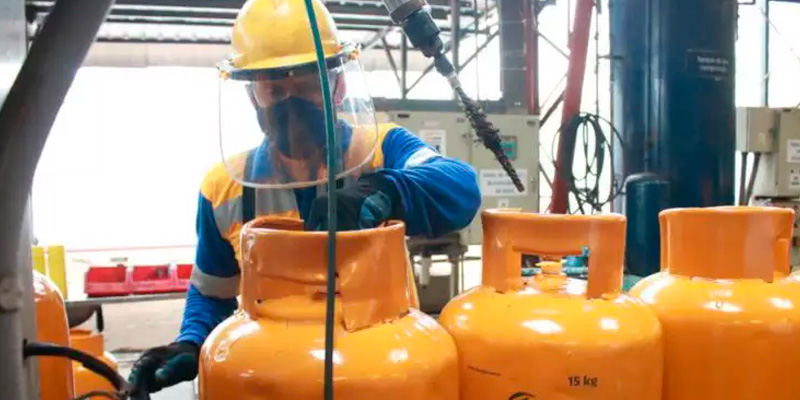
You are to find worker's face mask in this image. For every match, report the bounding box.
[218,54,380,189]
[263,96,328,158]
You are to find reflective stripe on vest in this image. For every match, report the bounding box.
[190,267,241,299]
[213,188,299,238]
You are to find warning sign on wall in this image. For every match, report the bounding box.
[480,169,528,197]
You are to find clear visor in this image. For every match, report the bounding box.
[218,57,378,189]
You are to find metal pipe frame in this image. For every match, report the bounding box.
[524,0,540,115]
[29,0,481,20]
[404,28,498,94]
[761,0,770,106]
[382,37,403,87]
[0,0,113,397]
[451,0,462,74]
[404,4,498,94]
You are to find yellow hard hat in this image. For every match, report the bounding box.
[230,0,344,72]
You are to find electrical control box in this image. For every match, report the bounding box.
[743,108,800,198]
[736,107,776,153]
[387,111,540,245]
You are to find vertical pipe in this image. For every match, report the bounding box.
[19,200,40,400]
[0,0,113,398]
[0,0,31,398]
[401,35,408,99]
[524,0,540,115]
[549,0,595,213]
[473,0,481,100]
[450,0,461,74]
[761,0,769,106]
[498,0,529,111]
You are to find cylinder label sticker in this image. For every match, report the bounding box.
[480,169,528,197]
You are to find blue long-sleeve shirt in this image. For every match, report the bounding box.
[177,125,480,345]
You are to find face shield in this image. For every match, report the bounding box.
[218,48,379,189]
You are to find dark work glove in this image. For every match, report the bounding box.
[305,172,402,231]
[128,341,200,399]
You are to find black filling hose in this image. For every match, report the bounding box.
[23,341,130,395]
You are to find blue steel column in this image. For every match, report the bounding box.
[611,0,736,277]
[609,0,649,212]
[648,0,736,208]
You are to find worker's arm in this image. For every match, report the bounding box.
[129,185,241,396]
[175,193,240,345]
[378,126,481,237]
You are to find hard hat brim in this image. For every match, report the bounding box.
[230,50,345,81]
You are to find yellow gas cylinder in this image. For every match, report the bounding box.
[33,270,75,400]
[439,210,663,400]
[629,206,800,400]
[70,329,119,397]
[199,217,458,399]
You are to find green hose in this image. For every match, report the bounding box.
[301,1,338,399]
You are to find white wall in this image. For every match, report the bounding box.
[32,67,220,249]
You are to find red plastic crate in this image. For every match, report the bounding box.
[84,266,131,297]
[174,264,193,292]
[131,264,174,294]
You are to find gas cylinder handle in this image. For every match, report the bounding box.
[481,209,626,299]
[659,207,794,281]
[240,217,412,331]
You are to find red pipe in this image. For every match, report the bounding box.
[549,0,594,213]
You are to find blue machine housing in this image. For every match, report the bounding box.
[611,0,736,276]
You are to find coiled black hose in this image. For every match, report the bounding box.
[23,341,131,399]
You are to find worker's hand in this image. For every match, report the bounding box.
[127,341,200,399]
[306,172,402,231]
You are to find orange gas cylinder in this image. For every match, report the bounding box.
[629,206,800,400]
[199,217,458,400]
[439,210,663,400]
[33,270,75,400]
[70,329,118,397]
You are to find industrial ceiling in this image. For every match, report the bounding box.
[26,0,493,47]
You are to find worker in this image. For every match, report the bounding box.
[127,0,480,397]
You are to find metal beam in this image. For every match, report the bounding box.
[28,0,479,19]
[404,4,497,93]
[401,34,408,98]
[457,29,499,71]
[524,0,540,114]
[373,97,506,113]
[0,0,113,397]
[361,26,395,50]
[451,0,462,73]
[498,0,527,112]
[381,37,403,87]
